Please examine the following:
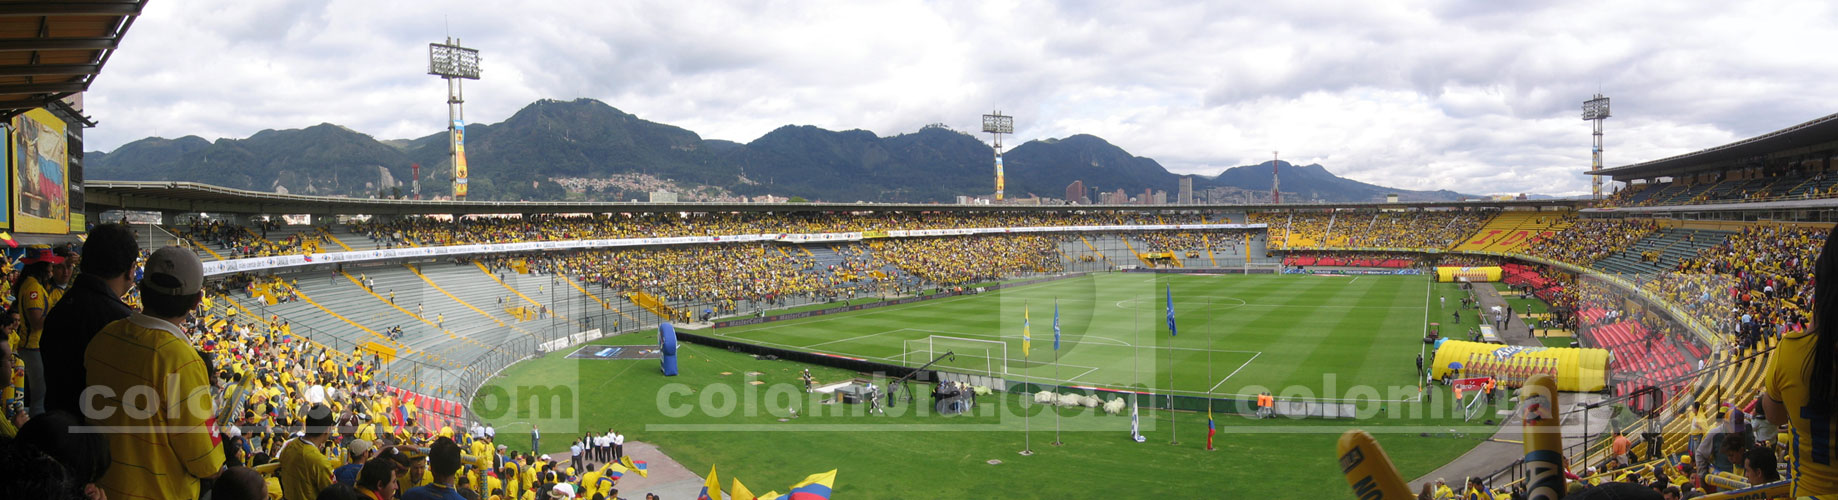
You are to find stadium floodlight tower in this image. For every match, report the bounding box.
[429,38,481,200]
[1582,94,1611,200]
[982,111,1014,202]
[1271,151,1281,204]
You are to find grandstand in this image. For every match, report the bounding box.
[7,109,1834,499]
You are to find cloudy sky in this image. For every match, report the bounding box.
[84,0,1838,196]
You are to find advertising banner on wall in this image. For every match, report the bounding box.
[452,119,469,198]
[12,108,68,234]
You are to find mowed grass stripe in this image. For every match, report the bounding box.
[1290,277,1413,393]
[714,274,1430,398]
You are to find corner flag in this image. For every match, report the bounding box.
[1166,287,1177,336]
[1052,301,1061,351]
[1022,306,1032,356]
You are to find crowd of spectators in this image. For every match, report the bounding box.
[1528,218,1659,265]
[501,242,896,316]
[1343,211,1490,249]
[1249,210,1491,250]
[1644,224,1825,347]
[872,235,1065,286]
[3,224,641,499]
[1133,231,1222,258]
[342,212,1208,250]
[173,219,331,259]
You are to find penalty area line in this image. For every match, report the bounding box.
[1208,352,1261,394]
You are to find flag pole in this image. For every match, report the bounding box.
[1169,285,1178,446]
[1021,298,1033,456]
[1133,291,1140,441]
[1053,298,1062,447]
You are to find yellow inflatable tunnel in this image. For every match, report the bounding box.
[1429,340,1608,392]
[1436,266,1503,282]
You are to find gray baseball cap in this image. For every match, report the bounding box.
[141,246,204,296]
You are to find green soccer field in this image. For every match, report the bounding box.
[478,272,1508,499]
[714,272,1432,400]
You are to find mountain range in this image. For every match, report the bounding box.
[86,97,1475,203]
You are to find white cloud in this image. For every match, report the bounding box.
[81,0,1838,196]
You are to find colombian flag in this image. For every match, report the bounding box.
[603,462,627,480]
[697,465,719,500]
[1022,306,1032,357]
[786,469,836,500]
[620,454,649,477]
[1207,407,1217,450]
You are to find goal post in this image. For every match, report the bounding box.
[901,335,1009,378]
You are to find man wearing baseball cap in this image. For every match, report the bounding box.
[84,246,224,500]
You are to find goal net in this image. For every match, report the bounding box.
[902,335,1009,378]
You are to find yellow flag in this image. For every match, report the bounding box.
[1022,306,1032,357]
[732,478,756,500]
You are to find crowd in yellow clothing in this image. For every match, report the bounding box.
[1645,224,1824,344]
[503,242,893,313]
[1344,211,1490,249]
[173,220,332,258]
[873,235,1064,286]
[348,211,1208,250]
[1134,231,1218,257]
[1527,218,1658,265]
[1248,210,1489,250]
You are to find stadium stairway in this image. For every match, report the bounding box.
[1591,228,1733,276]
[259,279,415,358]
[409,264,542,343]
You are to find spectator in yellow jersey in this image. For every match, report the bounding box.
[280,404,339,500]
[83,246,224,500]
[1762,225,1838,497]
[14,245,62,416]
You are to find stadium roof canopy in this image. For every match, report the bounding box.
[85,180,1582,216]
[1589,111,1838,180]
[0,0,144,121]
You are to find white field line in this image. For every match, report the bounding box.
[1208,352,1262,394]
[805,327,913,348]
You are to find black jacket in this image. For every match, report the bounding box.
[40,273,135,415]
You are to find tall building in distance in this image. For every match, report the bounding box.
[1111,188,1128,204]
[1178,177,1193,204]
[1066,180,1086,204]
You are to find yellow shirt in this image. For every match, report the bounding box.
[485,474,503,497]
[278,437,335,500]
[18,277,46,348]
[85,314,226,500]
[47,283,66,309]
[1765,331,1838,497]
